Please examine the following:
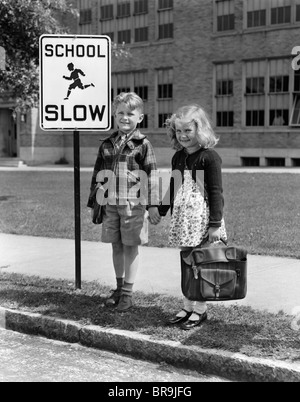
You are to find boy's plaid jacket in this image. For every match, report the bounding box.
[87,130,160,208]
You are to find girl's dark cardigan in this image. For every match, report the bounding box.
[158,148,224,228]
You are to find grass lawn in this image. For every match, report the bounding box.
[0,272,299,363]
[0,170,299,258]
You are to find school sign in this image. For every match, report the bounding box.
[39,35,111,131]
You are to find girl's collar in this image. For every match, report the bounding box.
[183,146,202,155]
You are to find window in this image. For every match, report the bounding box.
[292,158,300,166]
[245,0,298,29]
[157,69,173,128]
[158,83,172,99]
[117,1,131,18]
[216,0,235,32]
[245,61,266,126]
[266,157,285,167]
[100,4,114,20]
[118,29,131,44]
[159,24,173,39]
[247,9,266,28]
[133,0,148,43]
[135,27,148,42]
[134,0,148,14]
[269,59,289,126]
[297,3,300,21]
[217,80,233,95]
[134,71,148,101]
[244,58,291,127]
[246,77,265,94]
[158,0,173,10]
[79,9,92,24]
[158,0,173,39]
[271,5,291,25]
[290,96,300,125]
[79,0,93,34]
[269,76,289,93]
[241,157,260,167]
[98,1,115,38]
[215,63,234,127]
[290,69,300,125]
[134,85,148,101]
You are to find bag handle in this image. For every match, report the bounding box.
[198,236,227,248]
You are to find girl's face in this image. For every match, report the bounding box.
[115,104,144,134]
[175,119,201,153]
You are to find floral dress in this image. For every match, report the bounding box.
[168,169,227,248]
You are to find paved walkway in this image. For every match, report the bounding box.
[1,165,300,173]
[1,233,300,316]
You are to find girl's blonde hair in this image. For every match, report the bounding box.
[165,104,219,150]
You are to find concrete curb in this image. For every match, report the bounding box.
[1,307,300,382]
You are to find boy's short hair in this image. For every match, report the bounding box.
[113,92,144,114]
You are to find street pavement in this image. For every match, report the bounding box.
[0,328,229,383]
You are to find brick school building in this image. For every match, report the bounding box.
[1,0,300,167]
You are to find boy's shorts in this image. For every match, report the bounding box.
[101,201,148,246]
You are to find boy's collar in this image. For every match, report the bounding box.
[114,129,146,141]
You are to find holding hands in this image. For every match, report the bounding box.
[148,207,161,225]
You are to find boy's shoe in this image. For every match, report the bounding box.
[104,289,121,307]
[116,294,133,312]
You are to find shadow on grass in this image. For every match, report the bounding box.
[1,273,300,361]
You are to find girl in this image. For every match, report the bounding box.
[159,104,227,330]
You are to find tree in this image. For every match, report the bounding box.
[0,0,78,111]
[0,0,130,112]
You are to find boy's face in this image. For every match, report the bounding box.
[114,104,144,134]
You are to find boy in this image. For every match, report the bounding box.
[87,92,161,312]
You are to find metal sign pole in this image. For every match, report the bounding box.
[73,130,81,289]
[0,46,5,71]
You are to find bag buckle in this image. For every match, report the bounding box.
[192,265,198,280]
[215,284,221,298]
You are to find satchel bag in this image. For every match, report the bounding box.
[180,239,247,302]
[91,184,105,225]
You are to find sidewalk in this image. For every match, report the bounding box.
[1,233,300,315]
[1,232,300,382]
[1,165,300,174]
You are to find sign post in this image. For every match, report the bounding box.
[73,129,81,289]
[0,46,6,71]
[39,35,111,289]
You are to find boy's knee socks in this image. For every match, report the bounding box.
[116,277,124,292]
[121,281,133,296]
[117,277,124,288]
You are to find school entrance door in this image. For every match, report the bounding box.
[0,108,18,157]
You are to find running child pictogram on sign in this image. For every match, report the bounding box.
[63,62,95,100]
[39,35,111,131]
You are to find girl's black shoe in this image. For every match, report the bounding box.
[180,312,208,330]
[168,310,192,325]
